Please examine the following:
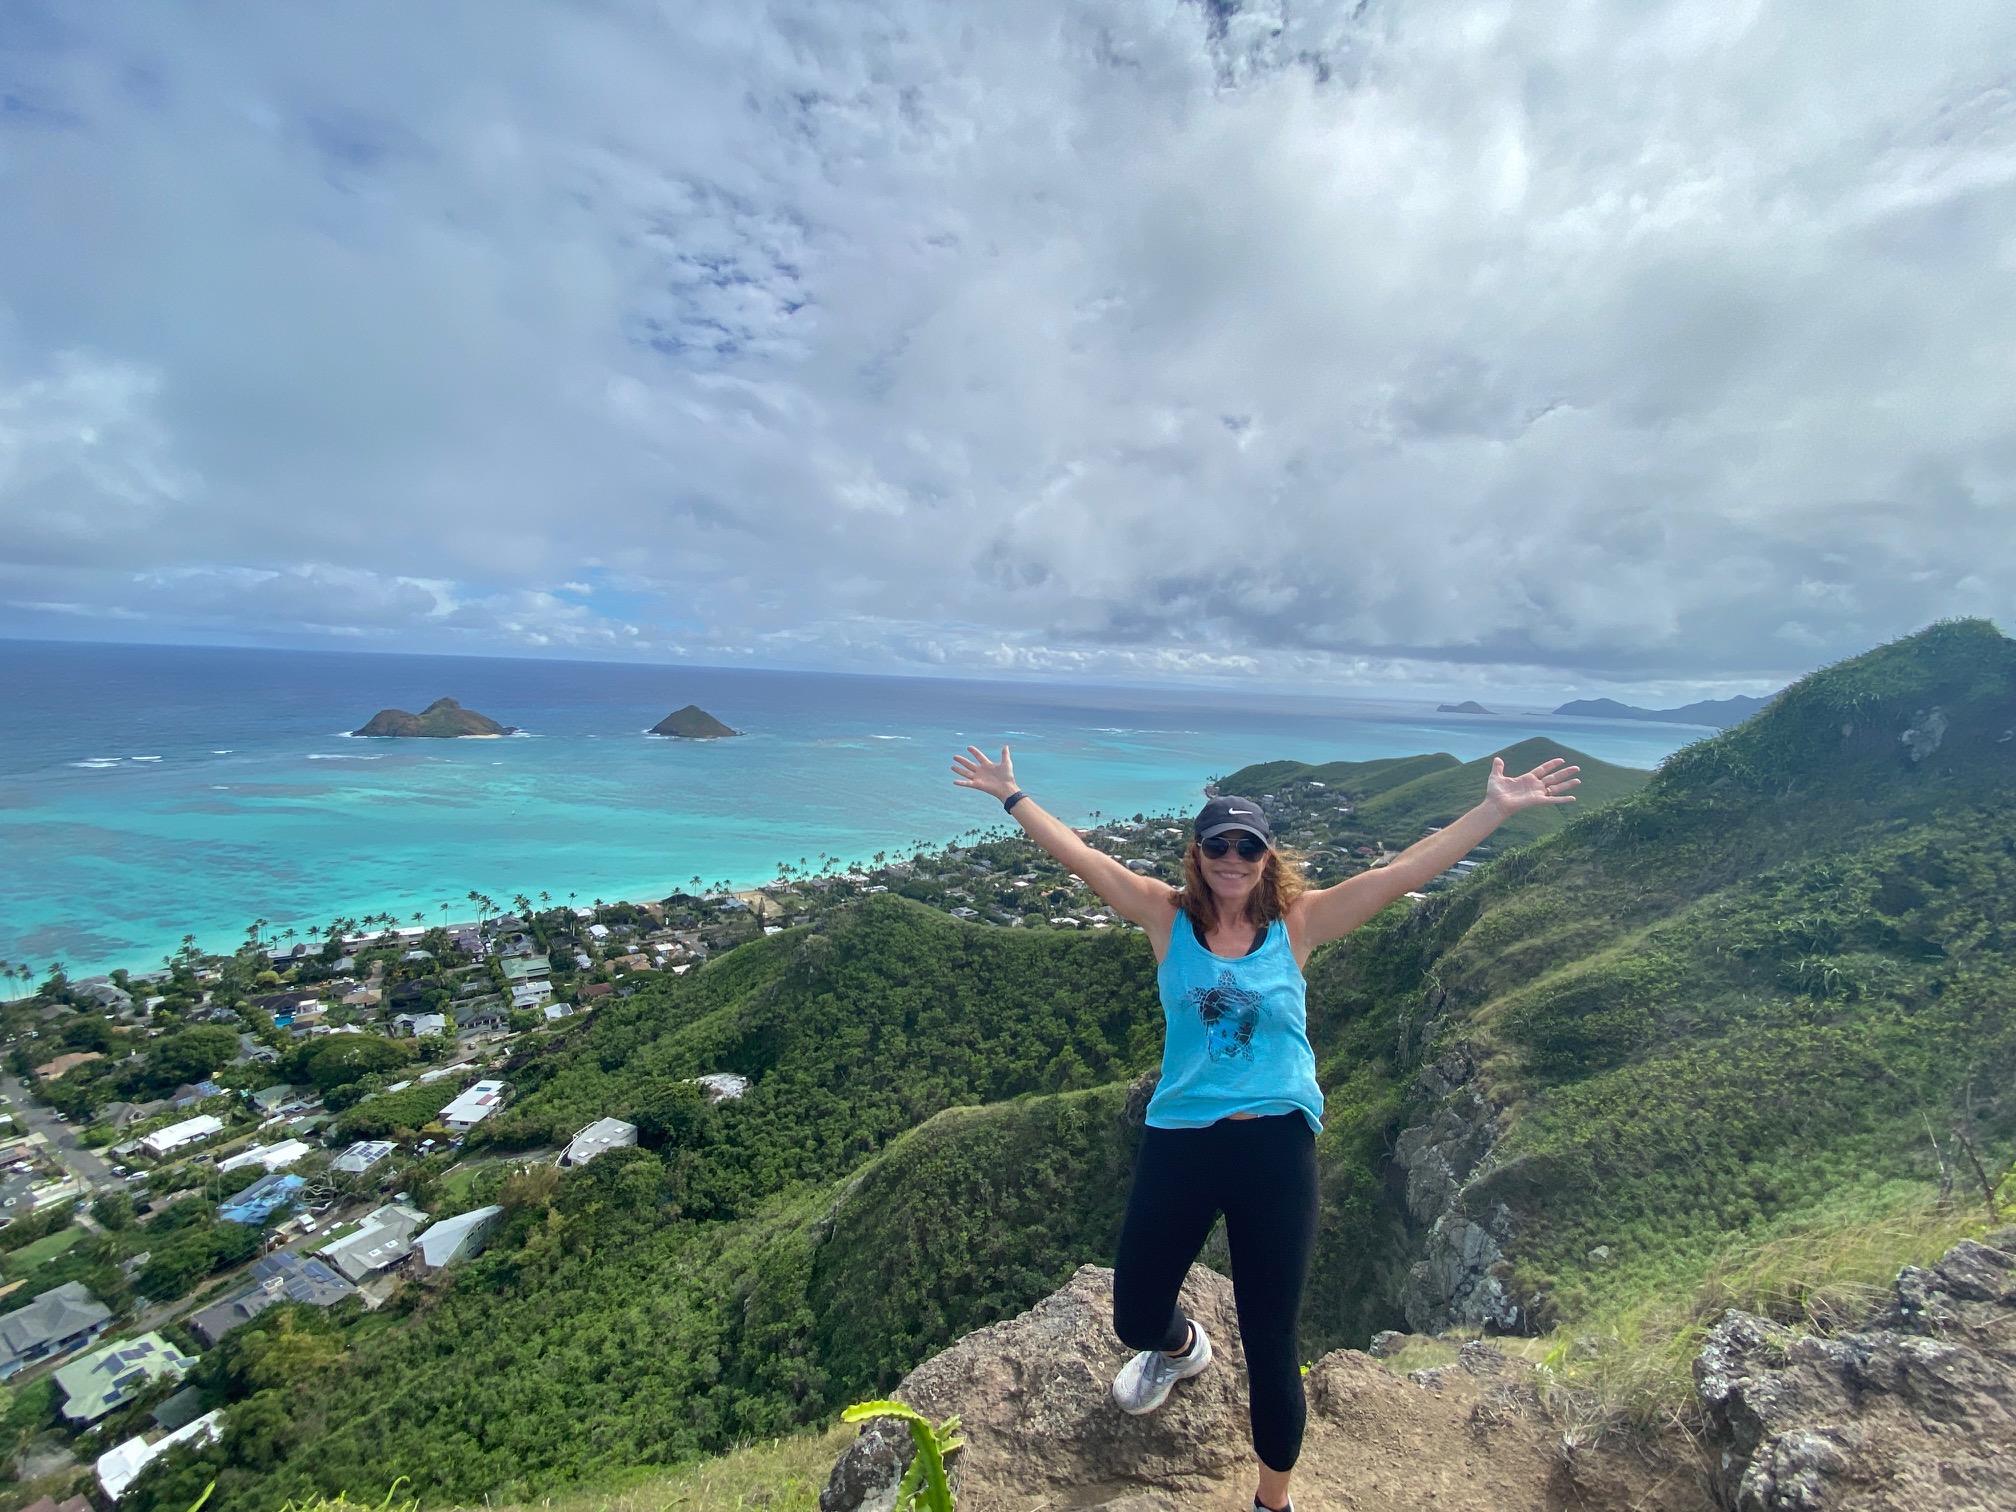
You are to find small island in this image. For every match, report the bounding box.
[649,705,741,739]
[1436,700,1493,715]
[353,697,516,738]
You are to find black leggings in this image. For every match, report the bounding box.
[1111,1112,1319,1472]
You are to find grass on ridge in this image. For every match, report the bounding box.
[1529,1181,2008,1431]
[465,1425,854,1512]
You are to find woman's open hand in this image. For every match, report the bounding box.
[1485,755,1580,814]
[951,745,1018,803]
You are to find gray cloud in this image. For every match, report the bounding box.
[1,0,2012,699]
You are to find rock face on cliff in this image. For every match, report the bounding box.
[822,1263,1706,1512]
[648,704,741,738]
[352,697,514,737]
[1694,1229,2016,1512]
[1391,1045,1525,1335]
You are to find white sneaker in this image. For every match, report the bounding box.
[1112,1318,1213,1414]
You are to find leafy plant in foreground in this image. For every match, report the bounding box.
[840,1400,963,1512]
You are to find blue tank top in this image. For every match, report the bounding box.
[1145,914,1325,1134]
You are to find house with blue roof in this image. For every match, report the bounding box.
[217,1172,305,1226]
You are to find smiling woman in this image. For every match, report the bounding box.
[953,740,1578,1512]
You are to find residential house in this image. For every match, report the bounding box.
[410,1205,502,1271]
[217,1172,305,1225]
[139,1114,224,1157]
[21,1494,91,1512]
[72,980,133,1013]
[170,1080,223,1109]
[0,1281,112,1379]
[248,1085,312,1117]
[33,1052,102,1081]
[217,1139,312,1175]
[611,952,653,972]
[577,982,613,1003]
[560,1118,638,1167]
[187,1253,356,1346]
[96,1410,222,1501]
[440,1080,506,1130]
[541,1003,572,1020]
[509,982,553,1009]
[233,1033,280,1065]
[391,1011,447,1038]
[330,1139,395,1174]
[500,956,550,986]
[319,1203,428,1282]
[54,1333,195,1424]
[250,990,323,1019]
[98,1100,167,1130]
[453,1003,508,1034]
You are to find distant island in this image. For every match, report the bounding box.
[352,697,516,738]
[649,705,741,739]
[1436,700,1492,714]
[1552,693,1773,729]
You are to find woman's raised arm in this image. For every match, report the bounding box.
[951,746,1176,932]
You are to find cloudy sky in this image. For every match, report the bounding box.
[1,1,2012,699]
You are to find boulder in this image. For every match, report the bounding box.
[821,1264,1249,1511]
[1694,1229,2016,1511]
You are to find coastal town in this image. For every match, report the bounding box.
[0,758,1527,1507]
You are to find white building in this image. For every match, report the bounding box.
[140,1115,225,1158]
[98,1409,223,1500]
[410,1205,502,1271]
[560,1118,637,1167]
[218,1139,313,1174]
[331,1139,396,1174]
[440,1079,506,1130]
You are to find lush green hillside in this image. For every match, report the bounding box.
[1219,752,1462,799]
[1222,740,1652,848]
[1304,619,2016,1339]
[130,1081,1147,1510]
[477,897,1161,1215]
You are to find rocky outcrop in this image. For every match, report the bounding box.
[648,704,740,738]
[821,1264,1251,1511]
[823,1264,1707,1512]
[1694,1229,2016,1511]
[352,697,514,737]
[1391,1046,1525,1335]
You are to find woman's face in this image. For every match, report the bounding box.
[1197,830,1268,909]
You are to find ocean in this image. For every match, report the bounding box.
[0,640,1706,979]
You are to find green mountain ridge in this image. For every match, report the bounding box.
[128,620,2016,1512]
[1224,738,1654,848]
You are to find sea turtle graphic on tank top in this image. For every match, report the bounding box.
[1186,969,1263,1061]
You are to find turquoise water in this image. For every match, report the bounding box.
[0,641,1706,978]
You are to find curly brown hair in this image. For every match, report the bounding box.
[1174,840,1309,935]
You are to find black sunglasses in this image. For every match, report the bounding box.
[1199,833,1269,861]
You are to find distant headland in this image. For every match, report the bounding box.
[1553,693,1772,729]
[1436,700,1493,714]
[353,697,516,738]
[649,705,741,739]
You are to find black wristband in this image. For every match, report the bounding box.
[1003,790,1029,814]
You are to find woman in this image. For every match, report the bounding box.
[951,745,1578,1512]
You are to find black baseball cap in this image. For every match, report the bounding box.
[1193,795,1272,845]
